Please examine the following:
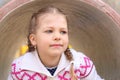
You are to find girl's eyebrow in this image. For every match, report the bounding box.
[60,27,68,30]
[44,26,68,29]
[43,26,53,29]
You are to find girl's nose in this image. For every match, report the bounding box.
[53,32,61,41]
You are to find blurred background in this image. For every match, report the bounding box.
[0,0,120,80]
[0,0,120,14]
[0,0,120,65]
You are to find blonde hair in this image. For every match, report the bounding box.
[28,5,77,79]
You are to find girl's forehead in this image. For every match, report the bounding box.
[37,13,67,24]
[38,12,65,20]
[36,13,68,29]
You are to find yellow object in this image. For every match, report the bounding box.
[20,45,28,55]
[14,45,28,58]
[69,44,72,48]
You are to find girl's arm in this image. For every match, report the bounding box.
[81,65,104,80]
[71,49,104,80]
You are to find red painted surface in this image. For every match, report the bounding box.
[81,0,120,27]
[0,0,31,20]
[0,0,120,26]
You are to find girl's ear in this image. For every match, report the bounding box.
[29,34,37,46]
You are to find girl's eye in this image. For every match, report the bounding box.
[45,30,53,33]
[60,31,67,34]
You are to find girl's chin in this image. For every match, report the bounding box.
[49,50,64,55]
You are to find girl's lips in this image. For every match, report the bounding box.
[50,44,63,47]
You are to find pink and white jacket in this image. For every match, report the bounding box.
[8,49,103,80]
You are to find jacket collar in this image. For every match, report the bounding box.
[21,51,70,77]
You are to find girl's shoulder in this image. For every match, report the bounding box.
[70,49,94,78]
[11,52,33,71]
[10,52,35,79]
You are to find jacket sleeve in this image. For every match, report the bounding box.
[81,65,104,80]
[79,55,104,80]
[70,48,104,80]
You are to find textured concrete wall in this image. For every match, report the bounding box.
[0,0,120,80]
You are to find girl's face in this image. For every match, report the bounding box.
[30,13,69,57]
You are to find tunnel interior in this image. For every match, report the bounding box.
[0,0,120,80]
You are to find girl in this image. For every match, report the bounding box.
[8,5,104,80]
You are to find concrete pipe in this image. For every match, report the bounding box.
[0,0,120,80]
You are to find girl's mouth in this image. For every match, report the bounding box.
[50,44,63,48]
